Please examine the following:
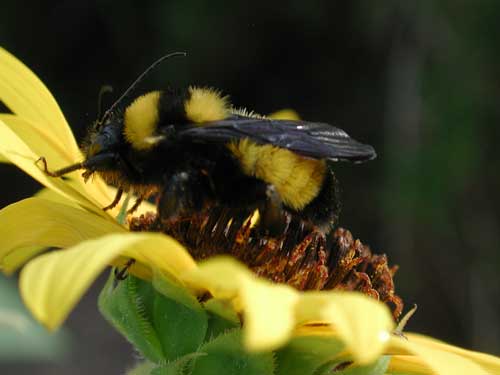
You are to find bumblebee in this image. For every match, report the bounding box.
[39,54,376,234]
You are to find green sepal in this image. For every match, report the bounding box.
[98,271,165,362]
[150,353,207,375]
[190,329,275,375]
[203,299,240,340]
[275,336,345,375]
[116,193,132,225]
[151,270,203,312]
[320,356,391,375]
[151,271,208,361]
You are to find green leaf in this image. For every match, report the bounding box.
[98,271,165,362]
[151,271,208,361]
[203,299,240,340]
[151,353,207,375]
[190,329,275,375]
[275,336,345,375]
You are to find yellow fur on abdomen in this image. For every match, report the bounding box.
[228,139,326,210]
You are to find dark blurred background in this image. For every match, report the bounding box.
[1,1,499,373]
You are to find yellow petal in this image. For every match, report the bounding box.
[122,234,197,280]
[0,115,105,211]
[0,51,146,215]
[268,109,301,120]
[37,178,155,220]
[35,187,81,209]
[388,335,490,375]
[240,277,299,351]
[0,197,124,273]
[0,47,80,161]
[0,117,154,218]
[0,114,77,169]
[405,333,500,374]
[0,119,104,214]
[1,246,48,275]
[183,257,299,350]
[20,232,196,330]
[184,257,392,363]
[388,355,434,374]
[183,256,247,299]
[295,292,394,365]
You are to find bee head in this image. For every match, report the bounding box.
[86,119,122,158]
[38,52,187,181]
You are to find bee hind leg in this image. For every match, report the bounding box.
[258,185,289,237]
[158,170,211,222]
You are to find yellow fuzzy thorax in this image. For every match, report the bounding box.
[185,86,230,123]
[228,139,327,210]
[124,91,161,150]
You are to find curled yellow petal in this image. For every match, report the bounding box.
[0,47,81,161]
[321,293,393,364]
[0,197,124,272]
[294,292,394,365]
[404,333,500,374]
[240,277,298,351]
[184,256,393,363]
[182,256,248,299]
[184,257,299,351]
[388,355,434,374]
[388,335,489,375]
[20,232,196,330]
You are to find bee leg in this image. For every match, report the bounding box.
[158,171,208,222]
[293,170,341,235]
[102,188,123,211]
[37,152,120,178]
[114,258,136,281]
[36,156,85,177]
[127,197,144,215]
[259,185,288,237]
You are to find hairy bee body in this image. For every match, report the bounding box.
[46,85,375,234]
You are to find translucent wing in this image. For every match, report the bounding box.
[178,117,376,162]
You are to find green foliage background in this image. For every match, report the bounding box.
[0,1,499,373]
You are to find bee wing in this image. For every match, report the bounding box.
[178,118,376,162]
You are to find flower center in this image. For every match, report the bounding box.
[129,209,403,319]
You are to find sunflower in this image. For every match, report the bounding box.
[0,47,499,375]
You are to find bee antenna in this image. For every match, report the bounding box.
[100,51,187,124]
[96,85,113,120]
